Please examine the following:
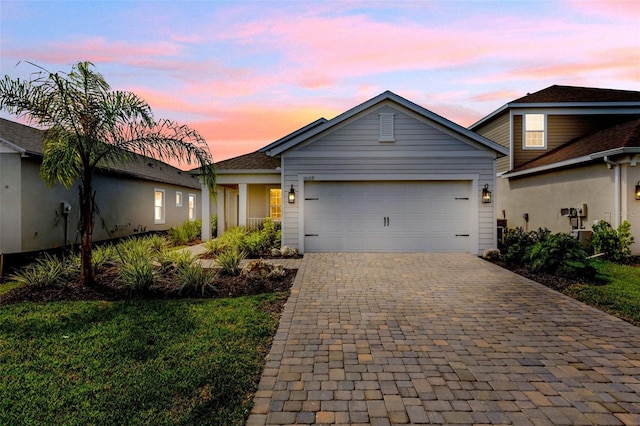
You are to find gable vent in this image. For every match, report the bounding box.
[379,113,395,142]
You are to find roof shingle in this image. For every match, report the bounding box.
[512,85,640,104]
[0,118,200,189]
[215,150,280,170]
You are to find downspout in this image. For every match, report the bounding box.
[604,156,621,228]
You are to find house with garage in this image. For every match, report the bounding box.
[199,91,507,255]
[0,118,202,254]
[470,85,640,252]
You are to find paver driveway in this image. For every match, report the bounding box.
[247,253,640,425]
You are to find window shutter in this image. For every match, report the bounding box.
[379,113,395,142]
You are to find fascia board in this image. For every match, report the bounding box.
[0,137,27,154]
[268,91,508,157]
[502,156,593,178]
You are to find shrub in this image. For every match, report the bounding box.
[117,239,158,291]
[592,220,635,263]
[525,233,595,278]
[502,227,551,265]
[203,237,228,256]
[144,234,169,254]
[216,249,245,276]
[158,249,196,272]
[245,232,269,257]
[176,263,216,296]
[169,220,201,246]
[91,244,117,273]
[10,254,76,287]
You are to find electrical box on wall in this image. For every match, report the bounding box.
[577,203,587,218]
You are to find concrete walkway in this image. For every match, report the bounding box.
[247,253,640,425]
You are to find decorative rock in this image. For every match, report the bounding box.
[482,248,501,260]
[241,259,286,280]
[271,248,282,257]
[281,246,298,257]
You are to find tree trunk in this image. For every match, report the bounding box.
[79,174,96,286]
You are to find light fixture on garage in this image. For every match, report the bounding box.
[636,181,640,200]
[482,184,492,204]
[288,184,296,204]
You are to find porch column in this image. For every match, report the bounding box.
[238,183,247,227]
[217,187,226,236]
[201,182,211,241]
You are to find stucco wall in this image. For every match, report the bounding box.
[0,152,22,253]
[13,158,200,253]
[496,163,640,251]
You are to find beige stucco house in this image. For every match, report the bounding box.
[199,91,507,255]
[470,85,640,252]
[0,118,202,254]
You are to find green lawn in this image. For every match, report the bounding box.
[565,260,640,327]
[0,294,286,426]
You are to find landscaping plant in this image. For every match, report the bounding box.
[9,254,77,288]
[170,220,202,246]
[525,232,595,278]
[592,220,635,262]
[217,249,246,276]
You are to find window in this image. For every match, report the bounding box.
[524,114,545,149]
[379,113,395,142]
[188,193,196,221]
[269,188,282,220]
[176,191,182,207]
[154,189,165,224]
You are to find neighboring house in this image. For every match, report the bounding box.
[0,118,202,254]
[199,91,507,255]
[470,85,640,251]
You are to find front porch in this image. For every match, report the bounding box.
[197,151,283,240]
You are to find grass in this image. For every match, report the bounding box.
[0,293,287,425]
[565,260,640,327]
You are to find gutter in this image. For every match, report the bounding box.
[604,156,621,228]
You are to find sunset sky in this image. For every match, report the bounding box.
[1,0,638,164]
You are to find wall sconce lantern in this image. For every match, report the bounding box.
[482,184,492,204]
[288,184,296,204]
[636,181,640,201]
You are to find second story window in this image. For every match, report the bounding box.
[524,113,545,149]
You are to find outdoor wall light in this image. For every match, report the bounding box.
[288,184,296,204]
[482,184,492,204]
[636,181,640,200]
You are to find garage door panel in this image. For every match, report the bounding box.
[304,181,472,252]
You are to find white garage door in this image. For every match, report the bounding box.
[304,181,472,252]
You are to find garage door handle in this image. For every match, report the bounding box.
[383,217,389,226]
[305,234,318,237]
[455,234,470,237]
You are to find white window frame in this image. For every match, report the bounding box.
[154,189,165,224]
[523,113,546,149]
[188,193,196,221]
[379,113,396,142]
[176,191,183,207]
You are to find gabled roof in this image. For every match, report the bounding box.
[264,91,508,157]
[470,85,640,130]
[0,117,200,189]
[503,118,640,178]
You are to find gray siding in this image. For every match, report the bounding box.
[281,156,496,254]
[299,106,482,154]
[474,113,510,173]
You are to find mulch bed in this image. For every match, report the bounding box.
[486,259,605,291]
[0,267,297,306]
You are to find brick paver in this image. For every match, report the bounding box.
[246,253,640,425]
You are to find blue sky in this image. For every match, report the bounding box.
[1,0,638,162]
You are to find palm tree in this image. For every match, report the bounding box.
[0,61,216,286]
